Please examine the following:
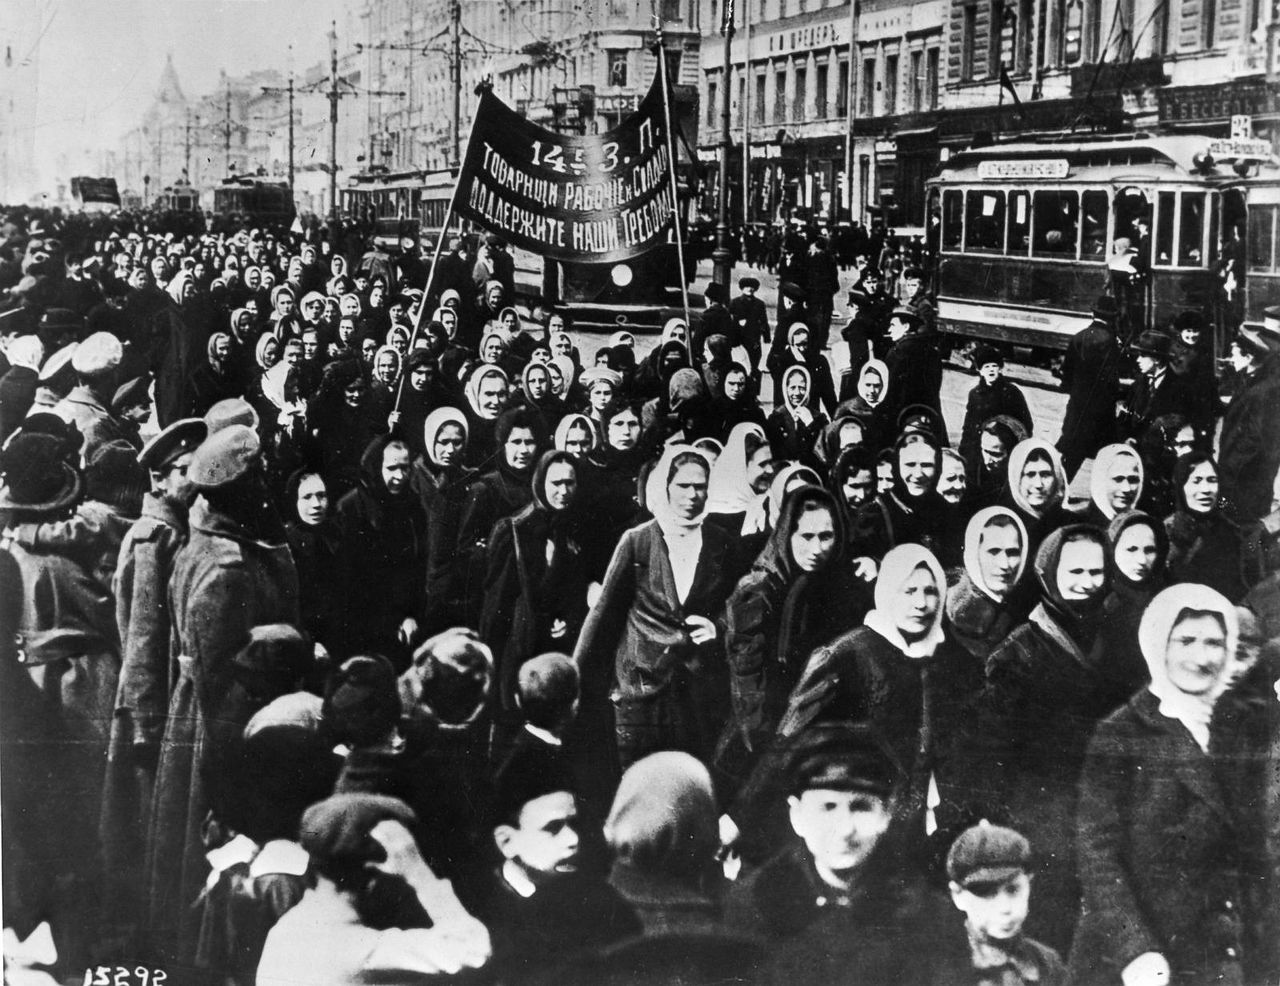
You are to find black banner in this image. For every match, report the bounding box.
[70,176,121,206]
[455,75,676,264]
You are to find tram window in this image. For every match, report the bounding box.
[1179,192,1206,266]
[1081,190,1109,260]
[942,189,964,250]
[1032,190,1078,258]
[1248,205,1278,272]
[964,190,1006,253]
[1008,190,1031,255]
[1155,191,1176,266]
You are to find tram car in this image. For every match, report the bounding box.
[210,175,296,233]
[340,167,696,331]
[925,132,1278,362]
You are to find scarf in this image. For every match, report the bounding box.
[963,506,1029,602]
[1007,438,1067,519]
[1090,443,1145,521]
[863,543,947,659]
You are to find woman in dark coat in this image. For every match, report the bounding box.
[333,433,427,670]
[707,361,767,441]
[942,505,1030,666]
[308,359,384,502]
[951,524,1122,953]
[1094,509,1167,697]
[145,425,299,970]
[510,360,564,437]
[412,407,476,634]
[152,271,214,426]
[1070,584,1246,986]
[461,363,511,469]
[833,357,893,453]
[632,319,690,403]
[283,468,342,662]
[391,348,449,459]
[1000,437,1073,560]
[189,331,243,418]
[1081,443,1144,529]
[765,365,827,470]
[704,422,775,585]
[481,450,591,713]
[847,432,949,566]
[1136,412,1198,519]
[579,402,646,578]
[1164,450,1262,602]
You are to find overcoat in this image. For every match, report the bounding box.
[1056,318,1120,473]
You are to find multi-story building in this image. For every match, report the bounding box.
[1,3,42,204]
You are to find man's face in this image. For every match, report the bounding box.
[978,362,1001,385]
[842,468,875,511]
[381,444,411,495]
[901,275,921,296]
[1180,327,1201,347]
[505,427,538,471]
[158,451,197,506]
[898,444,938,497]
[1136,354,1156,375]
[544,461,577,510]
[938,457,966,504]
[888,317,910,342]
[302,334,319,361]
[1165,613,1228,695]
[789,789,892,884]
[980,433,1009,471]
[950,874,1032,943]
[495,791,581,885]
[977,523,1023,595]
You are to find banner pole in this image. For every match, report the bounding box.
[657,29,691,330]
[392,101,482,417]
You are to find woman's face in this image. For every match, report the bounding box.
[667,462,709,522]
[340,296,360,318]
[261,339,280,367]
[1056,539,1106,600]
[589,381,614,412]
[369,284,385,308]
[295,474,329,527]
[724,370,747,400]
[668,323,688,345]
[859,370,883,404]
[212,336,231,361]
[547,314,566,335]
[1183,460,1219,514]
[283,342,302,367]
[790,505,837,573]
[1019,454,1057,509]
[1172,425,1197,459]
[1165,612,1228,695]
[410,365,430,391]
[977,521,1023,595]
[381,444,411,495]
[548,365,565,395]
[1105,454,1141,512]
[896,564,940,639]
[500,310,518,331]
[745,443,777,495]
[338,318,357,343]
[544,461,577,510]
[361,338,378,363]
[481,336,504,363]
[478,377,508,417]
[343,380,365,408]
[505,426,539,471]
[244,267,262,289]
[551,333,573,357]
[1114,523,1158,583]
[938,456,966,504]
[898,443,938,498]
[433,423,465,466]
[608,410,640,450]
[842,468,875,511]
[331,255,345,275]
[375,351,397,382]
[275,292,294,317]
[563,423,592,458]
[837,421,864,451]
[785,373,807,408]
[390,334,408,357]
[181,281,197,304]
[1180,326,1202,347]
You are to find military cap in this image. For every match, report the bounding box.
[138,417,207,472]
[188,423,260,488]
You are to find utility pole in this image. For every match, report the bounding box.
[742,0,751,229]
[452,0,462,170]
[329,21,340,244]
[260,45,297,187]
[184,110,193,178]
[712,1,735,288]
[224,80,233,177]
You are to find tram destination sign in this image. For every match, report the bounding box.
[455,74,677,265]
[1206,138,1273,161]
[977,159,1070,180]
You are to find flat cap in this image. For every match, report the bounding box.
[299,793,418,865]
[785,723,901,797]
[946,820,1033,888]
[188,423,260,488]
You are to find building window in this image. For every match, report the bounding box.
[756,73,767,123]
[661,0,682,22]
[909,50,922,111]
[1202,0,1217,46]
[884,54,898,115]
[793,66,807,120]
[989,0,1005,76]
[1085,0,1101,59]
[1017,0,1034,69]
[816,62,828,117]
[836,58,849,115]
[607,50,628,87]
[1063,0,1084,62]
[860,57,875,115]
[708,80,718,127]
[664,49,683,83]
[926,48,940,108]
[737,75,746,126]
[961,5,979,79]
[774,69,786,122]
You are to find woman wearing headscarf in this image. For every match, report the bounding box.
[847,432,950,567]
[461,363,511,469]
[1091,510,1168,701]
[640,367,715,453]
[767,321,837,416]
[411,408,477,634]
[1001,437,1072,560]
[707,360,767,440]
[943,506,1031,665]
[547,352,584,409]
[1164,451,1263,602]
[481,450,591,713]
[1083,443,1144,528]
[700,333,734,399]
[456,406,546,626]
[574,445,736,774]
[308,359,385,503]
[281,468,342,665]
[152,268,214,425]
[1136,412,1199,519]
[553,412,597,459]
[834,357,893,451]
[333,433,427,670]
[578,402,646,576]
[1070,584,1246,986]
[510,360,564,436]
[765,364,827,470]
[704,422,777,584]
[0,335,44,439]
[716,485,854,800]
[580,365,623,438]
[956,525,1124,952]
[189,330,243,418]
[367,344,402,426]
[633,318,690,402]
[390,348,447,459]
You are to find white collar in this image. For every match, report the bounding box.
[523,723,562,746]
[205,833,258,889]
[502,860,538,899]
[250,839,310,879]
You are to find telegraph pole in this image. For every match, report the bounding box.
[712,0,735,288]
[452,0,462,169]
[184,110,193,178]
[329,21,340,244]
[224,80,233,177]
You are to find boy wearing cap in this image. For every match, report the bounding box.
[942,822,1066,986]
[729,276,769,383]
[726,724,951,986]
[959,347,1032,472]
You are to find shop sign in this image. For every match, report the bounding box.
[764,18,850,58]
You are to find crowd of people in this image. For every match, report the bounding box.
[1,205,1279,986]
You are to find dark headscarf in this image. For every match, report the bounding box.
[1032,523,1109,652]
[494,406,547,482]
[1106,509,1168,596]
[754,484,845,585]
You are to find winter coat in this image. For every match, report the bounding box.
[1119,369,1195,442]
[0,364,38,441]
[144,497,298,969]
[958,378,1033,469]
[1069,690,1247,985]
[53,384,136,456]
[1218,356,1280,522]
[884,331,944,425]
[1056,319,1120,471]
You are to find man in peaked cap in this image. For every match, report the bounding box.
[725,723,953,985]
[53,331,134,455]
[730,275,770,386]
[256,793,491,986]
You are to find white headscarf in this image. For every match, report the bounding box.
[1089,443,1145,521]
[864,543,947,659]
[857,359,889,408]
[782,364,813,424]
[423,407,468,467]
[1007,438,1067,518]
[767,463,823,522]
[645,443,713,535]
[166,269,194,307]
[463,364,509,420]
[7,336,44,371]
[962,506,1029,602]
[1138,583,1238,751]
[707,422,768,516]
[554,412,597,453]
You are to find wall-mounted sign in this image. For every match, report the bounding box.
[1207,138,1273,160]
[764,19,851,58]
[977,158,1070,179]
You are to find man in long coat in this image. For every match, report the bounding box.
[1056,295,1121,479]
[1219,321,1280,523]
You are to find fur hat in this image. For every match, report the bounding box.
[188,424,261,488]
[70,332,123,376]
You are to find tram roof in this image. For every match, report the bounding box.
[937,133,1225,181]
